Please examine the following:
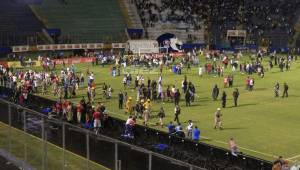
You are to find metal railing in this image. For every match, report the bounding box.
[0,98,204,170]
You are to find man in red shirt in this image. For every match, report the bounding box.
[62,100,69,118]
[76,102,83,124]
[93,110,102,134]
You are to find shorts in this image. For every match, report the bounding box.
[94,119,101,128]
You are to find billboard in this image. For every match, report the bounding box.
[127,40,159,54]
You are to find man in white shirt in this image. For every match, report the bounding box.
[186,120,193,139]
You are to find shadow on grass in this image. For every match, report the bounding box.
[227,103,259,108]
[222,127,247,130]
[254,87,268,91]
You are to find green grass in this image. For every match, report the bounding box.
[0,122,110,170]
[33,55,300,162]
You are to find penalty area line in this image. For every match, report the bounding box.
[204,137,278,159]
[108,110,279,159]
[287,154,300,161]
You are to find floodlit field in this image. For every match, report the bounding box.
[0,122,110,170]
[36,54,300,162]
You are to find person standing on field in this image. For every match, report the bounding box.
[118,91,124,109]
[186,120,193,139]
[212,84,219,101]
[214,108,223,130]
[282,82,289,98]
[232,88,239,107]
[221,91,227,108]
[274,83,280,97]
[174,105,181,124]
[157,107,165,127]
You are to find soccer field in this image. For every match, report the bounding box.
[38,55,300,162]
[0,122,110,170]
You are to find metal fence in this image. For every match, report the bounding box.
[0,98,204,170]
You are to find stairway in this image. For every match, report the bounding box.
[122,0,144,29]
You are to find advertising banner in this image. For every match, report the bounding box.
[12,46,30,53]
[13,43,105,52]
[127,40,159,54]
[53,57,95,65]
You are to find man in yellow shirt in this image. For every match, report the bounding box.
[143,99,152,126]
[125,97,133,114]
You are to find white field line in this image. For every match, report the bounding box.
[202,136,278,159]
[287,154,300,161]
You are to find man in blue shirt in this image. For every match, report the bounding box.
[167,121,175,134]
[175,123,182,132]
[192,126,200,141]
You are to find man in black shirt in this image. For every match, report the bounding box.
[232,88,239,107]
[174,89,181,106]
[212,85,219,101]
[118,91,124,109]
[174,105,181,124]
[221,91,227,108]
[282,83,288,98]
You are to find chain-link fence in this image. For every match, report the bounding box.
[0,98,204,170]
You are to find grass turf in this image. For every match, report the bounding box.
[0,122,110,170]
[33,55,300,162]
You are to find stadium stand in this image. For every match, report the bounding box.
[0,0,45,47]
[134,0,300,47]
[135,0,205,43]
[31,0,127,43]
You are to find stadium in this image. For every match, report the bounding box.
[0,0,300,169]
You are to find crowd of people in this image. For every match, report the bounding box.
[135,0,300,45]
[0,48,298,167]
